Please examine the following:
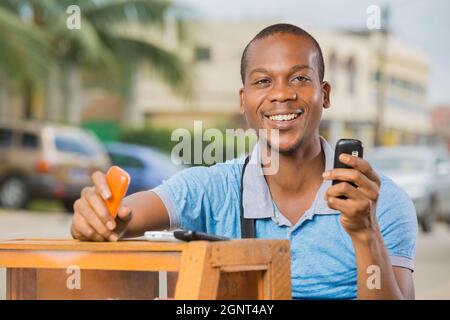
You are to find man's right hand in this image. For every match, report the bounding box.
[71,171,132,242]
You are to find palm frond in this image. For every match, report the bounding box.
[47,14,118,73]
[0,0,194,122]
[102,32,192,97]
[82,0,172,31]
[0,6,49,83]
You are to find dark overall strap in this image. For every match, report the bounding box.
[240,155,256,238]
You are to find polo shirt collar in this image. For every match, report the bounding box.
[242,136,340,223]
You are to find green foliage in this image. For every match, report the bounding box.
[0,6,49,86]
[82,121,120,142]
[119,126,176,154]
[0,0,191,120]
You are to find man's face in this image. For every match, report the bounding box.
[240,33,330,154]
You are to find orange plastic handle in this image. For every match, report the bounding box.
[104,166,130,218]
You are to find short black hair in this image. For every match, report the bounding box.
[240,23,325,84]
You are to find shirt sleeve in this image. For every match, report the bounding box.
[151,166,212,231]
[376,175,419,271]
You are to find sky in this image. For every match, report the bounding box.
[176,0,450,107]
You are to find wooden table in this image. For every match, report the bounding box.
[0,238,291,300]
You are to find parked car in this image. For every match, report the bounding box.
[367,146,450,232]
[0,121,110,212]
[104,142,181,195]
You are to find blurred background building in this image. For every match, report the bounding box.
[431,105,450,150]
[134,20,432,149]
[0,20,434,151]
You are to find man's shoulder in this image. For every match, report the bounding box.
[378,172,408,199]
[376,171,417,222]
[171,156,245,187]
[375,172,418,261]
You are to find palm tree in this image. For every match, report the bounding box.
[0,0,191,125]
[0,5,49,119]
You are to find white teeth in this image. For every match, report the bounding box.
[268,113,300,121]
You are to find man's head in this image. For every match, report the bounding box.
[239,23,331,154]
[240,24,325,85]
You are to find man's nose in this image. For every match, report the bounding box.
[267,83,297,103]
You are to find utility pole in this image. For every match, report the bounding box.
[373,5,390,147]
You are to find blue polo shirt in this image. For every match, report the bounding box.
[151,137,418,299]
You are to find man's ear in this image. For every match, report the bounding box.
[239,87,245,114]
[321,81,331,109]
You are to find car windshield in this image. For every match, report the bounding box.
[368,155,428,173]
[55,135,101,157]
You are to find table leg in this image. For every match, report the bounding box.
[175,242,221,299]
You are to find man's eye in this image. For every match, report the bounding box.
[254,79,271,85]
[293,76,310,83]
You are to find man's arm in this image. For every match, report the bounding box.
[323,154,416,300]
[121,190,170,238]
[393,266,415,299]
[352,230,414,299]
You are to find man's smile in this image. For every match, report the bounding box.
[262,108,305,129]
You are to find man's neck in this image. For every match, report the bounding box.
[264,135,325,195]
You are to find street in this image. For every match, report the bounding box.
[0,209,449,299]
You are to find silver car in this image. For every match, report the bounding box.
[0,121,111,212]
[367,146,450,233]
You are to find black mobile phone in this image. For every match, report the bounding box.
[173,229,230,242]
[332,139,364,199]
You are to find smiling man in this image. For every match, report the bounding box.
[70,23,418,299]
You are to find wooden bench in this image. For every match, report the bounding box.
[0,238,291,300]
